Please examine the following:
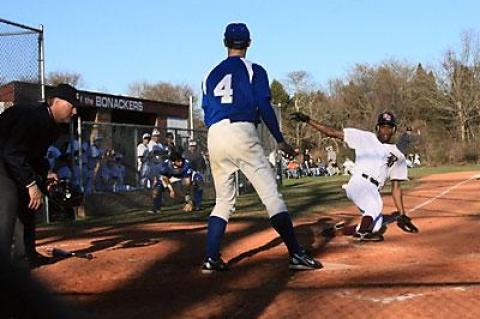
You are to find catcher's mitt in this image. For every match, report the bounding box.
[396,214,419,233]
[289,112,310,123]
[47,179,83,209]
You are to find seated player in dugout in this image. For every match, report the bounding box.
[290,111,419,241]
[150,151,203,213]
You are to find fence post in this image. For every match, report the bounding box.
[189,95,194,140]
[38,24,45,101]
[134,127,138,186]
[78,116,84,193]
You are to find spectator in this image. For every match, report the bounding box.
[164,131,184,156]
[327,160,340,176]
[148,129,163,152]
[414,153,421,167]
[302,149,312,176]
[111,152,126,192]
[137,133,150,172]
[326,146,337,163]
[287,160,301,179]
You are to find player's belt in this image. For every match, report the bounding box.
[361,173,379,187]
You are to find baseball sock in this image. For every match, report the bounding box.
[206,216,227,260]
[153,193,162,210]
[270,212,302,256]
[358,216,374,233]
[193,189,203,208]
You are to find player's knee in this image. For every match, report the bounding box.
[264,197,288,218]
[211,202,235,222]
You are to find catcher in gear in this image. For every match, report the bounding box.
[291,111,419,241]
[149,151,200,213]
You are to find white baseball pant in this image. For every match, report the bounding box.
[208,119,287,222]
[345,174,384,232]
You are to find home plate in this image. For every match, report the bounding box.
[322,262,357,270]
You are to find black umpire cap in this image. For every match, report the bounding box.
[47,83,79,107]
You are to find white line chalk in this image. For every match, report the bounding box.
[407,173,479,214]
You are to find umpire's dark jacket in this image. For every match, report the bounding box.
[0,102,58,190]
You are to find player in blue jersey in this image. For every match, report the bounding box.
[150,151,201,213]
[200,23,323,273]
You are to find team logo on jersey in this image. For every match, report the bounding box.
[386,152,398,167]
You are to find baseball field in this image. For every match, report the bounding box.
[32,165,480,318]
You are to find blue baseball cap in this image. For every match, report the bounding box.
[224,23,251,48]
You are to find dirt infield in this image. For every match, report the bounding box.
[32,171,480,318]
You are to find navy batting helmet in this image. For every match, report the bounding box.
[377,112,397,127]
[224,23,251,49]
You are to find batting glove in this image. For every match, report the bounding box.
[289,112,310,123]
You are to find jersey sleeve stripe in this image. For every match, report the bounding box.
[240,58,254,83]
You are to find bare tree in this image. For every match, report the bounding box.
[46,71,84,87]
[128,81,194,105]
[435,31,480,144]
[285,70,314,95]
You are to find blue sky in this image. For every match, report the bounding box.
[3,0,479,96]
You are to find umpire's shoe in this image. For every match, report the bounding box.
[201,256,228,274]
[289,251,323,270]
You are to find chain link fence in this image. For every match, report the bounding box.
[45,109,282,216]
[0,18,44,103]
[77,122,209,192]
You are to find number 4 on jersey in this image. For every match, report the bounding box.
[214,74,233,104]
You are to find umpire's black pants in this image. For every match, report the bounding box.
[0,161,37,263]
[0,161,18,262]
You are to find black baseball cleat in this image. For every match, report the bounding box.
[201,257,229,274]
[289,251,323,270]
[353,231,384,242]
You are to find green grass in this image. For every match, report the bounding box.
[42,164,480,228]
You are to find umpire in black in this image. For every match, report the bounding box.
[0,83,78,266]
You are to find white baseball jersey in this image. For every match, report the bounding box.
[137,143,148,157]
[137,143,148,171]
[343,128,408,187]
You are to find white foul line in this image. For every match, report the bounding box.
[407,173,480,214]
